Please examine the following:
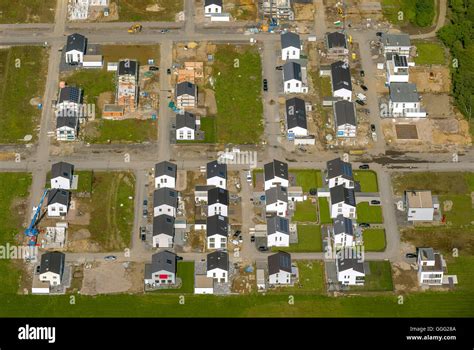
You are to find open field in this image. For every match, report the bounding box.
[351,261,394,292]
[357,203,384,223]
[0,0,55,23]
[293,200,317,222]
[228,0,258,21]
[414,41,446,65]
[0,173,31,294]
[85,119,158,144]
[151,262,194,294]
[273,225,322,252]
[392,172,474,195]
[0,46,48,143]
[116,0,183,22]
[291,169,323,192]
[354,170,378,192]
[362,229,386,252]
[212,45,263,144]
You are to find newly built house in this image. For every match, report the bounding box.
[283,62,308,94]
[56,86,83,118]
[65,33,87,65]
[380,33,411,55]
[265,185,288,217]
[176,112,197,140]
[47,189,70,217]
[286,97,308,137]
[417,247,445,286]
[204,0,223,16]
[266,216,290,247]
[152,215,175,248]
[334,100,357,138]
[326,158,354,189]
[144,250,177,287]
[326,32,348,56]
[207,187,229,216]
[336,254,365,285]
[268,251,292,285]
[176,81,197,109]
[388,82,426,118]
[330,185,356,219]
[264,159,289,191]
[405,190,438,222]
[207,160,227,189]
[206,250,229,283]
[330,61,352,101]
[56,116,79,141]
[333,215,355,247]
[155,161,177,189]
[39,251,66,287]
[153,188,179,217]
[281,31,301,60]
[51,162,74,190]
[206,215,229,250]
[386,54,410,83]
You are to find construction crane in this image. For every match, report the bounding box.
[24,189,49,246]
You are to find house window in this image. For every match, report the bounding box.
[187,131,192,139]
[287,83,290,89]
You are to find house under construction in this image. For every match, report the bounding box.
[117,59,138,113]
[259,0,294,20]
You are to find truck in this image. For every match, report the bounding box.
[356,93,367,101]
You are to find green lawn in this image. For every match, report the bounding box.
[357,203,384,223]
[318,197,332,224]
[0,0,56,23]
[439,195,474,227]
[117,0,183,22]
[362,229,386,252]
[152,262,195,294]
[0,46,48,143]
[177,117,216,144]
[85,119,158,144]
[274,225,322,252]
[392,172,474,195]
[293,200,317,222]
[280,261,325,294]
[351,261,394,292]
[0,173,31,294]
[213,45,263,144]
[75,171,93,193]
[414,41,446,65]
[290,169,323,192]
[382,0,416,25]
[354,170,379,192]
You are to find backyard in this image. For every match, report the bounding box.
[272,260,325,294]
[357,203,384,223]
[293,200,317,223]
[351,261,394,292]
[362,229,386,252]
[414,41,446,65]
[290,169,323,192]
[318,197,332,224]
[116,0,183,22]
[0,0,56,23]
[354,170,379,192]
[274,225,322,252]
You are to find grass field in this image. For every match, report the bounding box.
[318,197,332,224]
[76,171,93,193]
[213,45,263,144]
[354,170,379,192]
[101,45,160,65]
[0,173,31,294]
[85,119,158,144]
[414,41,446,65]
[381,0,416,26]
[273,261,325,294]
[392,172,474,195]
[0,46,48,143]
[274,225,322,252]
[290,169,323,192]
[357,203,384,223]
[351,261,394,292]
[116,0,183,22]
[0,0,56,23]
[152,262,194,294]
[362,229,386,252]
[293,200,317,222]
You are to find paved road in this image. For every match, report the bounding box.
[410,0,447,39]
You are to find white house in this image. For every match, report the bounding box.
[283,62,308,94]
[176,81,197,109]
[417,247,445,286]
[207,160,227,189]
[286,97,308,137]
[153,188,178,217]
[47,189,70,217]
[281,31,301,60]
[206,250,229,283]
[152,215,175,248]
[326,32,349,56]
[144,250,177,286]
[326,158,354,189]
[334,100,357,138]
[206,215,228,250]
[330,185,356,219]
[331,61,352,101]
[386,54,410,83]
[154,161,177,189]
[65,33,87,65]
[388,82,426,118]
[336,254,365,285]
[56,86,83,118]
[405,190,438,222]
[56,116,79,141]
[265,185,288,217]
[39,251,65,287]
[333,215,354,247]
[268,251,292,285]
[204,0,223,16]
[51,162,74,190]
[207,187,229,216]
[176,112,197,140]
[264,159,289,191]
[267,216,290,247]
[380,33,411,55]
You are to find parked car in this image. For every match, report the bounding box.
[370,124,376,132]
[104,255,117,262]
[359,164,370,170]
[361,84,368,91]
[245,170,252,183]
[405,253,417,259]
[35,265,41,274]
[360,70,365,77]
[356,93,367,101]
[149,66,159,71]
[263,79,268,91]
[166,68,171,75]
[140,226,146,240]
[258,246,269,252]
[376,32,383,37]
[160,29,170,34]
[233,230,241,238]
[275,65,283,70]
[359,223,371,228]
[355,99,366,106]
[142,208,148,218]
[250,235,255,243]
[143,199,148,207]
[176,256,184,261]
[370,200,381,205]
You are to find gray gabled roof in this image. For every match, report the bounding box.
[207,250,228,271]
[330,185,356,207]
[51,162,74,180]
[334,100,356,127]
[267,216,290,235]
[337,254,365,274]
[66,33,86,53]
[208,187,229,206]
[281,31,300,49]
[152,215,175,237]
[155,161,177,179]
[389,82,419,103]
[176,112,196,130]
[333,215,354,236]
[268,251,292,275]
[56,116,78,129]
[176,81,196,97]
[326,32,347,49]
[118,59,138,76]
[153,188,178,208]
[381,33,411,47]
[331,61,352,92]
[58,86,82,104]
[283,61,302,82]
[205,0,222,6]
[327,158,353,180]
[207,160,227,180]
[48,189,70,206]
[265,185,288,205]
[286,97,307,130]
[39,251,65,275]
[145,250,176,278]
[264,160,288,181]
[206,215,228,237]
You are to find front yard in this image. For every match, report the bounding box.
[354,170,379,192]
[357,203,384,223]
[362,229,386,252]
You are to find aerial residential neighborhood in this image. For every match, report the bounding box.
[0,0,473,341]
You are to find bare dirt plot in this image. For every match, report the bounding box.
[101,45,160,65]
[395,124,418,139]
[294,3,315,21]
[410,66,450,93]
[226,0,258,21]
